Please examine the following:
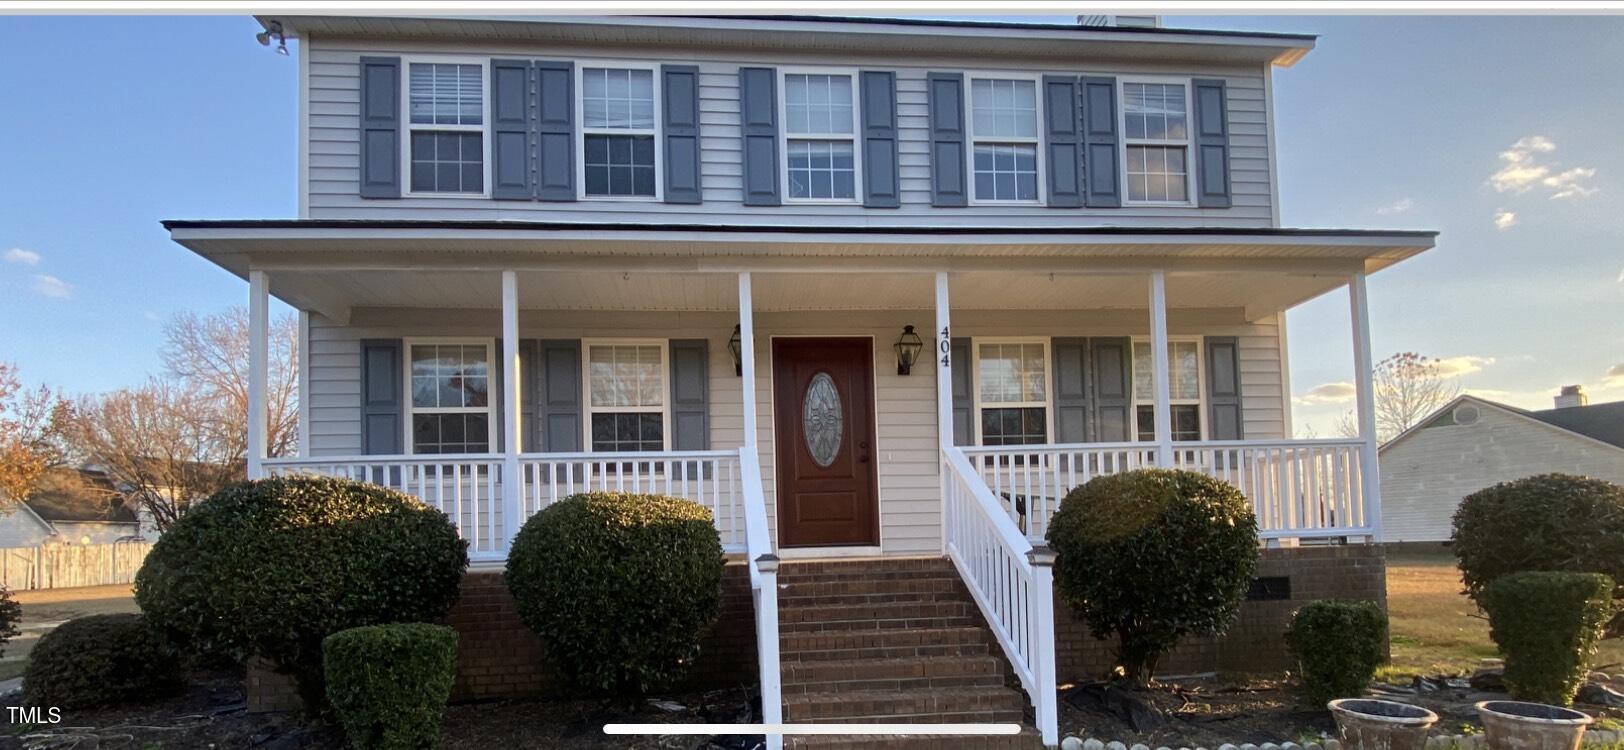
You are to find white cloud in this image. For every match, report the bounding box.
[1490,135,1597,199]
[1493,209,1518,230]
[1606,363,1624,383]
[4,248,40,266]
[31,274,72,299]
[1375,198,1414,216]
[1295,381,1356,405]
[1434,355,1495,378]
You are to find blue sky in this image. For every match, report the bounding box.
[1,14,1620,436]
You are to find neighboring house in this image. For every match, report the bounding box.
[166,14,1435,745]
[0,468,146,547]
[1381,386,1624,544]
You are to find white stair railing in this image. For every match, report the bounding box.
[942,446,1058,747]
[738,445,782,750]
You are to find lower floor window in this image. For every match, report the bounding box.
[1136,404,1202,442]
[591,413,664,452]
[408,342,494,454]
[413,413,492,454]
[586,342,667,452]
[981,406,1047,446]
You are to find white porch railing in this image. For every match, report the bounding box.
[961,438,1371,543]
[942,446,1058,747]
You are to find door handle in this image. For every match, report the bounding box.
[859,441,870,463]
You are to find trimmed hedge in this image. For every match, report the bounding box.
[0,587,19,657]
[134,476,469,713]
[1479,571,1614,705]
[1047,468,1259,685]
[505,491,724,695]
[1285,600,1388,705]
[324,623,458,750]
[1452,473,1624,635]
[24,613,182,709]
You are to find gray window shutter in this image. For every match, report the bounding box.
[1205,336,1244,439]
[927,73,968,207]
[360,339,403,454]
[1090,337,1132,441]
[539,340,582,452]
[1051,338,1090,442]
[1192,78,1232,208]
[668,339,710,450]
[1080,76,1121,208]
[662,65,703,204]
[950,337,973,446]
[491,59,535,200]
[358,57,401,199]
[520,340,540,452]
[859,70,900,208]
[536,61,575,202]
[739,67,780,207]
[1042,76,1084,208]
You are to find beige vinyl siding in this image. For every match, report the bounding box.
[304,37,1275,228]
[1380,405,1624,543]
[307,306,1287,555]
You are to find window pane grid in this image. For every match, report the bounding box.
[978,343,1047,405]
[410,132,483,194]
[590,413,664,453]
[973,143,1038,202]
[971,79,1038,139]
[787,140,856,200]
[409,63,482,126]
[1132,341,1201,402]
[981,407,1048,446]
[1136,405,1201,442]
[784,74,854,136]
[1123,83,1187,142]
[1126,145,1188,203]
[584,134,656,197]
[582,67,656,131]
[588,345,664,409]
[408,342,491,455]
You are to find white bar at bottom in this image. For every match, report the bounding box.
[605,723,1022,736]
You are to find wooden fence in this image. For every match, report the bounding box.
[0,541,154,591]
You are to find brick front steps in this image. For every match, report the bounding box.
[776,557,1041,750]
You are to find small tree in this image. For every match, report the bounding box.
[1285,601,1388,704]
[1336,352,1462,442]
[0,362,67,506]
[1047,469,1259,685]
[1453,474,1624,637]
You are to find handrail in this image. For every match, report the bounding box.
[738,446,782,750]
[263,448,739,465]
[959,437,1364,455]
[941,445,1058,746]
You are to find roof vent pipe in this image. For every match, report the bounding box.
[1555,384,1589,409]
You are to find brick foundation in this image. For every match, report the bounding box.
[248,561,758,713]
[1054,544,1389,680]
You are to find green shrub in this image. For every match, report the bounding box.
[1046,468,1259,685]
[1479,571,1614,705]
[505,491,724,695]
[134,476,469,713]
[324,623,458,750]
[0,587,19,657]
[1285,600,1388,704]
[24,613,182,709]
[1452,473,1624,635]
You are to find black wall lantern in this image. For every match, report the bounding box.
[894,325,924,375]
[728,324,743,376]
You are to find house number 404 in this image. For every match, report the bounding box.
[939,327,951,367]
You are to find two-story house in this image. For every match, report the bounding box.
[165,14,1435,747]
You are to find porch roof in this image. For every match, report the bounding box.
[163,219,1436,323]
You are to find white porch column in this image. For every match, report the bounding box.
[247,270,269,479]
[738,272,759,450]
[1148,270,1174,467]
[501,271,523,547]
[935,272,953,554]
[1349,271,1383,541]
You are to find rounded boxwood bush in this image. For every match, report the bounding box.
[1453,473,1624,635]
[1285,600,1388,705]
[1479,571,1614,705]
[24,613,182,709]
[1047,468,1259,685]
[134,476,469,713]
[324,623,458,750]
[505,491,724,695]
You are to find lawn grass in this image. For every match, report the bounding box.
[1382,545,1624,679]
[0,660,25,682]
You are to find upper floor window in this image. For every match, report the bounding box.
[975,340,1050,446]
[782,72,858,202]
[408,341,495,454]
[580,67,659,198]
[1121,82,1190,204]
[407,62,486,195]
[585,342,668,452]
[969,78,1040,203]
[1132,339,1204,441]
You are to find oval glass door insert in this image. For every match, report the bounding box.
[803,372,844,467]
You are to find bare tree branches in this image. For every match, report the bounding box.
[1335,352,1462,444]
[163,309,299,459]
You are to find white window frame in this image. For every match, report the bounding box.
[400,56,492,200]
[581,339,672,453]
[966,73,1046,205]
[1118,76,1198,207]
[576,62,664,202]
[402,337,499,456]
[1129,335,1207,441]
[778,67,863,205]
[970,337,1055,446]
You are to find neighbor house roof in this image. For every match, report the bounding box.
[23,469,140,525]
[1380,394,1624,455]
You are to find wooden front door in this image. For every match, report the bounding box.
[772,338,879,547]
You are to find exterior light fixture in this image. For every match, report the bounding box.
[894,325,924,375]
[728,324,743,376]
[256,21,289,56]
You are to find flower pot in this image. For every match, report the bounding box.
[1475,700,1592,750]
[1328,698,1440,750]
